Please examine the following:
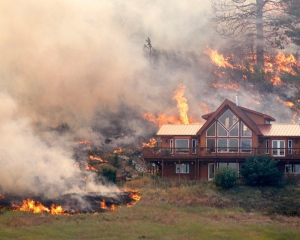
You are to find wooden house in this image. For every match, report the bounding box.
[142,99,300,180]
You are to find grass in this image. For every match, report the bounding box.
[1,176,300,239]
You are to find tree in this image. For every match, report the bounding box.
[211,0,291,68]
[272,0,300,47]
[214,166,239,189]
[241,155,283,186]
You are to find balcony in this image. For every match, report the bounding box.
[142,147,300,160]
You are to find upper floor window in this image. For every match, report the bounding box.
[241,122,252,137]
[272,140,285,156]
[206,122,216,136]
[175,139,189,154]
[217,110,239,137]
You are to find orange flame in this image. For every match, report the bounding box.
[205,46,234,68]
[142,84,192,127]
[141,138,157,147]
[14,199,66,215]
[89,155,107,163]
[113,147,123,154]
[85,163,98,172]
[172,84,189,124]
[200,102,211,114]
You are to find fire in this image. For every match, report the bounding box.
[173,84,190,124]
[125,189,141,207]
[85,163,98,172]
[89,155,107,162]
[212,83,240,92]
[76,140,92,145]
[113,147,123,153]
[100,200,116,211]
[205,46,234,68]
[142,112,181,128]
[200,102,211,114]
[276,97,295,108]
[141,138,157,148]
[143,84,192,127]
[14,199,66,215]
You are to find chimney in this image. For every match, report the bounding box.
[235,95,239,106]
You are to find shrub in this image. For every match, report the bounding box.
[101,168,117,183]
[241,155,283,186]
[214,166,239,189]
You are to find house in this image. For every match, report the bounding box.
[142,98,300,180]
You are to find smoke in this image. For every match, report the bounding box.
[0,0,297,197]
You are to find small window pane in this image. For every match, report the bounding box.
[229,139,238,152]
[218,139,227,152]
[241,139,252,152]
[294,165,300,173]
[218,162,227,169]
[229,123,239,136]
[207,139,216,153]
[217,122,228,136]
[241,122,252,137]
[175,139,189,154]
[206,122,216,136]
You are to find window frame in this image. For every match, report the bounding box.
[272,140,285,157]
[175,164,189,174]
[175,139,189,154]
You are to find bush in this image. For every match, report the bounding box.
[241,155,283,186]
[214,167,239,189]
[101,168,117,183]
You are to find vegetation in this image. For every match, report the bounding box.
[241,155,283,186]
[1,177,300,239]
[213,166,239,189]
[101,168,117,183]
[211,0,298,67]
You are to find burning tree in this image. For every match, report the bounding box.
[211,0,296,68]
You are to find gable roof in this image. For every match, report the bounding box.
[198,99,266,136]
[258,124,300,136]
[157,124,203,136]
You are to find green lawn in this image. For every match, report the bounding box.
[1,178,300,240]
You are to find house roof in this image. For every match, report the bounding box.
[258,124,300,136]
[198,99,264,136]
[157,124,203,136]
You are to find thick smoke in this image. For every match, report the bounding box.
[0,1,297,197]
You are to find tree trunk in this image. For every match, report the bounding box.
[256,0,264,68]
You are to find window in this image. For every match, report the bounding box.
[241,139,252,153]
[218,139,227,152]
[285,164,300,174]
[288,140,293,154]
[217,162,239,176]
[206,122,216,136]
[206,139,215,153]
[170,139,173,154]
[176,164,189,173]
[175,139,189,154]
[217,162,227,169]
[219,109,238,129]
[229,139,238,152]
[192,139,196,154]
[272,140,285,156]
[217,123,228,137]
[208,163,215,181]
[241,122,252,137]
[266,140,269,154]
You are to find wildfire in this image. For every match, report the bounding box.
[276,96,295,108]
[76,140,92,146]
[212,83,240,92]
[143,84,192,127]
[205,46,234,69]
[113,147,123,154]
[141,138,157,148]
[13,199,66,215]
[125,189,141,207]
[173,84,190,124]
[100,200,116,211]
[85,163,98,172]
[89,155,107,163]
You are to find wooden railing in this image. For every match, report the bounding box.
[142,147,300,159]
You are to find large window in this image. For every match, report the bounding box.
[272,140,285,156]
[205,109,252,153]
[176,164,189,173]
[175,139,189,154]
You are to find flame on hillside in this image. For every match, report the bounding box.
[141,138,157,147]
[113,147,123,154]
[143,84,192,127]
[89,155,107,163]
